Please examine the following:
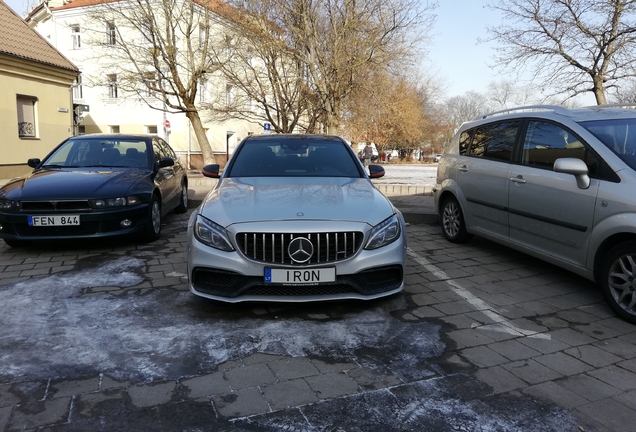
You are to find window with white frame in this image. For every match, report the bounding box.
[107,74,118,98]
[109,125,120,133]
[143,72,156,97]
[73,75,83,100]
[16,95,37,138]
[199,24,208,49]
[146,125,158,134]
[225,84,234,107]
[106,22,116,45]
[71,25,81,49]
[199,77,208,103]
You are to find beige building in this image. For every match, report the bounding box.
[0,0,79,179]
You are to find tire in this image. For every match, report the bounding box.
[174,181,188,214]
[3,238,27,247]
[142,195,162,242]
[440,196,472,243]
[600,242,636,324]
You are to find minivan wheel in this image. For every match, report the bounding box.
[440,196,472,243]
[601,242,636,324]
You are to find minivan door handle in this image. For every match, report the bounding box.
[459,165,469,173]
[510,175,526,184]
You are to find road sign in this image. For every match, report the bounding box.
[263,123,271,131]
[165,119,171,129]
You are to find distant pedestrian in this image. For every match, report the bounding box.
[363,143,373,169]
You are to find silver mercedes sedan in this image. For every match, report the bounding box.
[186,134,406,302]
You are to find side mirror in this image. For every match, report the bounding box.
[202,164,221,178]
[368,164,385,179]
[554,158,590,189]
[27,158,41,168]
[157,157,175,168]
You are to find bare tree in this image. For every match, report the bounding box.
[443,91,493,128]
[487,0,636,104]
[84,0,239,164]
[486,80,539,109]
[232,0,437,135]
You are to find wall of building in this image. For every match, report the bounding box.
[0,56,75,178]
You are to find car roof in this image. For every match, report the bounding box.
[69,133,156,139]
[243,134,346,143]
[467,104,636,128]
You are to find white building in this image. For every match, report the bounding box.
[25,0,262,168]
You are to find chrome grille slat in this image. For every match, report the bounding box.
[236,231,364,265]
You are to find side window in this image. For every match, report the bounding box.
[459,130,473,156]
[158,138,176,159]
[470,121,519,162]
[522,121,600,176]
[153,140,166,164]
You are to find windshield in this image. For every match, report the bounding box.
[42,137,151,169]
[227,139,363,178]
[580,119,636,170]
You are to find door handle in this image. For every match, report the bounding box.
[459,165,469,173]
[510,176,526,184]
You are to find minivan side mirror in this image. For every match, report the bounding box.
[202,164,221,178]
[554,158,590,189]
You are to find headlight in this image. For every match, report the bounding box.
[90,196,140,208]
[0,200,17,210]
[194,215,235,251]
[365,214,401,250]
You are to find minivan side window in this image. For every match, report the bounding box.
[469,121,519,162]
[521,121,600,176]
[459,130,473,156]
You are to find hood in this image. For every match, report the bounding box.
[198,177,396,227]
[0,168,151,200]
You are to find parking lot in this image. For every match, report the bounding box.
[1,194,636,431]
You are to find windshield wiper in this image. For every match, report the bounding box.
[42,164,76,168]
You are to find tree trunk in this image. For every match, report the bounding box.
[185,110,218,165]
[593,76,607,105]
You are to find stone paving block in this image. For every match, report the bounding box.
[261,378,318,411]
[574,323,625,340]
[576,398,636,432]
[346,368,402,391]
[310,359,357,374]
[558,374,622,402]
[225,363,276,390]
[474,366,528,394]
[488,339,541,361]
[182,372,230,399]
[0,406,12,432]
[533,352,592,376]
[502,359,562,385]
[50,377,100,398]
[216,359,243,371]
[588,366,636,392]
[523,381,588,409]
[410,293,438,306]
[212,387,270,419]
[517,334,570,354]
[74,389,125,418]
[549,327,598,346]
[411,306,445,318]
[433,300,478,315]
[460,345,509,368]
[593,338,636,359]
[242,353,286,365]
[8,396,71,431]
[305,373,359,399]
[564,345,623,368]
[0,384,20,408]
[439,314,476,330]
[269,357,320,381]
[619,358,636,374]
[446,328,497,349]
[128,381,176,408]
[613,389,636,410]
[475,324,525,342]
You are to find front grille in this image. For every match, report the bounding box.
[236,231,364,265]
[243,285,355,297]
[21,200,91,211]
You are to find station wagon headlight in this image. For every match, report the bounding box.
[90,196,140,208]
[365,214,401,250]
[194,215,235,252]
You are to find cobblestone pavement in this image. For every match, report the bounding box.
[0,199,635,431]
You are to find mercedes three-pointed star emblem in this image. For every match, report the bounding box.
[288,237,314,263]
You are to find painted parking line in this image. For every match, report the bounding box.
[407,248,550,340]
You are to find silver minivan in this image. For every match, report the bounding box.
[434,105,636,324]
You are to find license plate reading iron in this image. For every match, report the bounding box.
[265,268,336,285]
[28,215,80,226]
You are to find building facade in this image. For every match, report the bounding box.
[0,0,79,179]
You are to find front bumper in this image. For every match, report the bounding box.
[0,204,150,241]
[187,218,407,303]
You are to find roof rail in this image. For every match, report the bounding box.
[581,103,636,109]
[476,105,570,120]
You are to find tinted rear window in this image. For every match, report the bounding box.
[469,121,520,162]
